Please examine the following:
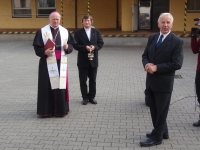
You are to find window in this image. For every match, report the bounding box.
[140,0,150,7]
[37,0,56,17]
[12,0,32,17]
[187,0,200,12]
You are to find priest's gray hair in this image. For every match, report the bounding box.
[158,13,174,23]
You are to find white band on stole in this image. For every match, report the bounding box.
[46,56,59,89]
[41,24,69,89]
[59,55,67,89]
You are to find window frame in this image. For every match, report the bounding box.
[12,0,32,18]
[187,0,200,13]
[36,0,56,18]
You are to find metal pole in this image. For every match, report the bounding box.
[116,0,119,29]
[75,0,77,29]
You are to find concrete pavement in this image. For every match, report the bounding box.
[0,34,191,46]
[0,40,199,150]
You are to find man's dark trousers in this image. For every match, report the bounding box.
[78,65,97,99]
[147,88,172,141]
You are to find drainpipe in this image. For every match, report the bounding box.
[116,0,119,29]
[75,0,77,29]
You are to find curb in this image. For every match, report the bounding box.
[0,31,191,38]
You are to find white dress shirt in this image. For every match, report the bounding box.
[84,27,91,41]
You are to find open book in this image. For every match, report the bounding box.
[44,38,55,50]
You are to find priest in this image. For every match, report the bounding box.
[33,11,75,117]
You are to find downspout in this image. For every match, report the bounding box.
[116,0,119,29]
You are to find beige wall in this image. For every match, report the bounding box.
[76,0,117,29]
[0,0,117,30]
[62,0,76,28]
[76,0,88,28]
[170,0,200,32]
[91,0,116,29]
[121,0,132,31]
[0,0,75,29]
[170,0,185,32]
[1,0,200,32]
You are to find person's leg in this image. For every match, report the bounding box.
[193,71,200,126]
[140,91,171,147]
[147,88,157,128]
[195,71,200,104]
[150,92,172,140]
[78,67,89,104]
[88,67,97,103]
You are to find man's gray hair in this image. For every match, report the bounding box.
[158,13,174,22]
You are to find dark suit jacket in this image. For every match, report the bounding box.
[73,28,104,68]
[142,32,183,92]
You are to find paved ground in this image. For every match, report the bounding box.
[0,40,199,150]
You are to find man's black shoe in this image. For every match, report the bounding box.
[82,99,88,105]
[89,99,97,104]
[193,120,200,127]
[140,138,162,147]
[146,132,169,139]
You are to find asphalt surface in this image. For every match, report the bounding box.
[0,40,199,150]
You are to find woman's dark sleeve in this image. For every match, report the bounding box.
[191,35,200,54]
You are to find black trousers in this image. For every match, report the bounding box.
[147,88,172,141]
[78,66,97,99]
[195,71,200,104]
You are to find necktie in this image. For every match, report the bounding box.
[156,34,163,47]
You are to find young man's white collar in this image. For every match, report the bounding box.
[84,27,91,40]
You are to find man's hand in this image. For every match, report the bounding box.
[89,45,95,51]
[45,48,54,56]
[144,63,154,71]
[86,46,91,52]
[144,63,157,74]
[86,45,95,52]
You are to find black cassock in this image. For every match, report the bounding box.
[33,26,75,117]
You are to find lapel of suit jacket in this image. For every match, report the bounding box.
[90,28,95,43]
[149,33,159,57]
[153,32,173,58]
[81,28,90,42]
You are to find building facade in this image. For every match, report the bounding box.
[0,0,199,33]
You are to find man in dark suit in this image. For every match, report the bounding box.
[140,13,183,147]
[73,14,104,105]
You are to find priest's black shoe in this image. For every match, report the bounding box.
[193,120,200,127]
[146,132,169,139]
[140,138,162,147]
[82,99,88,105]
[89,99,97,104]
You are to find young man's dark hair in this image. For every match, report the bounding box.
[81,14,93,23]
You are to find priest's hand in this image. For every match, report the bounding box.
[45,48,54,56]
[63,44,68,51]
